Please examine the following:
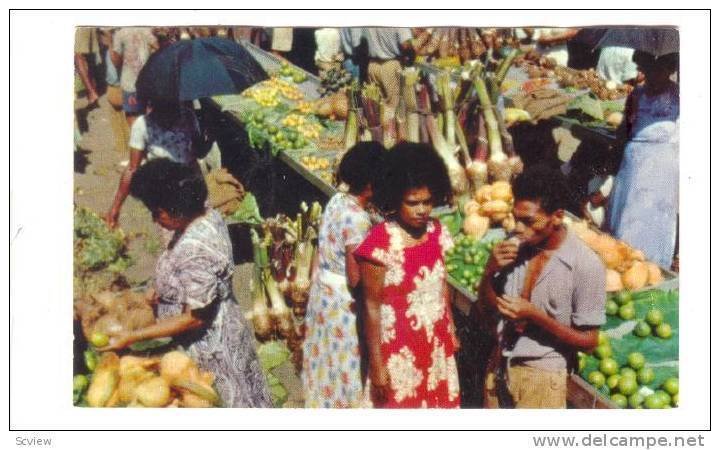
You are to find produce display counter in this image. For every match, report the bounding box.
[209,97,336,195]
[208,40,345,199]
[568,374,618,409]
[551,115,617,146]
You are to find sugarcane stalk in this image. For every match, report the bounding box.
[473,75,502,158]
[475,109,489,161]
[494,48,520,86]
[417,83,431,144]
[455,111,471,166]
[496,106,523,175]
[344,86,359,149]
[473,74,511,182]
[437,71,456,147]
[362,83,383,143]
[396,108,408,143]
[381,103,397,148]
[419,84,468,197]
[402,68,420,143]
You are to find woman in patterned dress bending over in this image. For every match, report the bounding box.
[100,159,271,408]
[354,143,460,408]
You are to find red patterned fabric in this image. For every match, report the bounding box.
[355,219,460,408]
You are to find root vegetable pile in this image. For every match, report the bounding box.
[463,181,515,239]
[567,219,665,292]
[75,288,156,344]
[78,351,220,408]
[516,52,632,101]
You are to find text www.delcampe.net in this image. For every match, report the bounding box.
[532,433,705,449]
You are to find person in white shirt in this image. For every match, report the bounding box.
[596,46,638,85]
[583,174,615,228]
[535,28,579,67]
[362,28,414,110]
[271,27,293,56]
[314,28,343,78]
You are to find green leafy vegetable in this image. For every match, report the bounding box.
[269,382,289,407]
[256,341,291,407]
[568,94,605,121]
[601,100,625,114]
[74,206,131,297]
[257,341,291,372]
[228,193,263,225]
[439,210,464,237]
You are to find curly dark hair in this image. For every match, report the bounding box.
[512,163,571,214]
[337,141,386,194]
[373,142,452,213]
[130,158,208,218]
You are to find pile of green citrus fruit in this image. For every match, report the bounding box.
[277,61,308,84]
[606,291,673,339]
[445,234,502,294]
[581,334,678,409]
[605,290,636,320]
[634,307,673,339]
[244,110,310,154]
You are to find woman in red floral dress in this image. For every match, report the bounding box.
[354,143,460,408]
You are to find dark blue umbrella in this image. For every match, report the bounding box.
[590,27,679,57]
[136,37,268,103]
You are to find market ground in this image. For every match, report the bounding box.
[73,94,304,407]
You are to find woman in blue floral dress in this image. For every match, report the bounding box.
[302,143,385,408]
